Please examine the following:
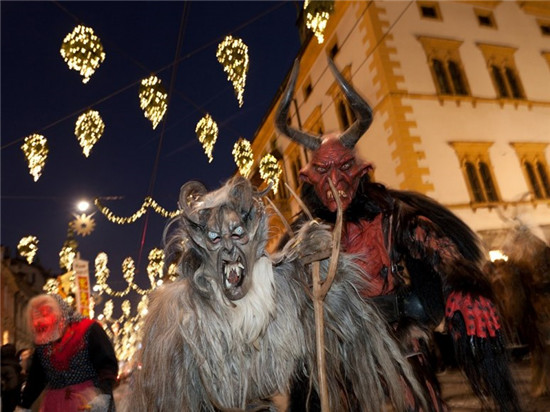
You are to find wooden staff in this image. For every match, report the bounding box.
[312,179,343,412]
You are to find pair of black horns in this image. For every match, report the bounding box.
[275,57,373,150]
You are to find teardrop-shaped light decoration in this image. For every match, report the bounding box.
[304,0,334,44]
[75,109,105,157]
[259,154,282,194]
[21,134,49,182]
[139,75,168,129]
[60,25,106,84]
[195,114,218,163]
[216,35,249,107]
[232,138,254,178]
[18,235,39,264]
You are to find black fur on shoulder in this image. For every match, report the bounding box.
[389,189,484,264]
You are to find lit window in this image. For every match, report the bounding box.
[510,142,550,200]
[477,43,525,99]
[418,36,470,96]
[450,142,501,205]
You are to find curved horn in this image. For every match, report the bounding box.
[327,57,373,149]
[275,59,321,151]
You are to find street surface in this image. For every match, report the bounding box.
[440,359,550,411]
[114,359,550,411]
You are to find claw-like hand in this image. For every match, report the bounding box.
[445,291,501,338]
[285,220,333,264]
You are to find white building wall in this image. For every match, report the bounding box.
[265,1,550,246]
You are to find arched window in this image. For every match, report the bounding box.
[536,161,550,198]
[505,67,523,98]
[465,161,485,202]
[433,59,452,94]
[448,61,467,95]
[491,65,509,98]
[479,162,499,202]
[525,161,543,199]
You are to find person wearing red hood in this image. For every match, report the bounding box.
[16,294,118,412]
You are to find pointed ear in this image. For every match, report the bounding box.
[359,162,373,177]
[300,170,313,185]
[179,181,207,224]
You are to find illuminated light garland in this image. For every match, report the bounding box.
[216,35,249,107]
[94,196,180,224]
[75,109,105,157]
[139,75,168,129]
[21,134,49,182]
[195,114,219,163]
[94,250,165,298]
[43,278,59,295]
[60,25,106,84]
[259,154,282,194]
[232,138,254,178]
[147,248,164,287]
[167,262,179,282]
[18,235,39,264]
[304,0,334,44]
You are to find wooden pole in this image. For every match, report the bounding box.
[312,179,343,412]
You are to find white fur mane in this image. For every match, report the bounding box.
[229,256,276,344]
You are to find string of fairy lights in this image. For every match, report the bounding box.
[15,2,332,362]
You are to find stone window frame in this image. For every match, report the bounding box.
[449,141,502,206]
[477,43,525,100]
[510,142,550,200]
[418,36,471,97]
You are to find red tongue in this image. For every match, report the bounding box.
[227,268,240,285]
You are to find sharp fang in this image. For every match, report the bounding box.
[326,190,347,200]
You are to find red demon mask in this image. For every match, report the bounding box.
[300,136,372,211]
[276,58,373,212]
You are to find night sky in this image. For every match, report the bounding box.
[1,1,302,308]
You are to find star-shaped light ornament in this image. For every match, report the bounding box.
[232,138,254,178]
[304,0,334,44]
[71,213,96,237]
[17,236,39,264]
[139,75,168,129]
[195,114,219,163]
[21,134,49,182]
[216,35,249,107]
[75,110,105,157]
[60,25,106,84]
[259,154,282,194]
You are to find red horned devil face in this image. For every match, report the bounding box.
[300,136,371,212]
[31,301,64,345]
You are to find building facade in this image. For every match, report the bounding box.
[247,0,550,253]
[1,245,52,349]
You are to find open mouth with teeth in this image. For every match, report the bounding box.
[326,189,348,200]
[222,258,246,300]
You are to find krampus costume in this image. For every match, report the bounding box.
[276,58,521,411]
[485,221,550,398]
[16,294,118,412]
[124,176,426,411]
